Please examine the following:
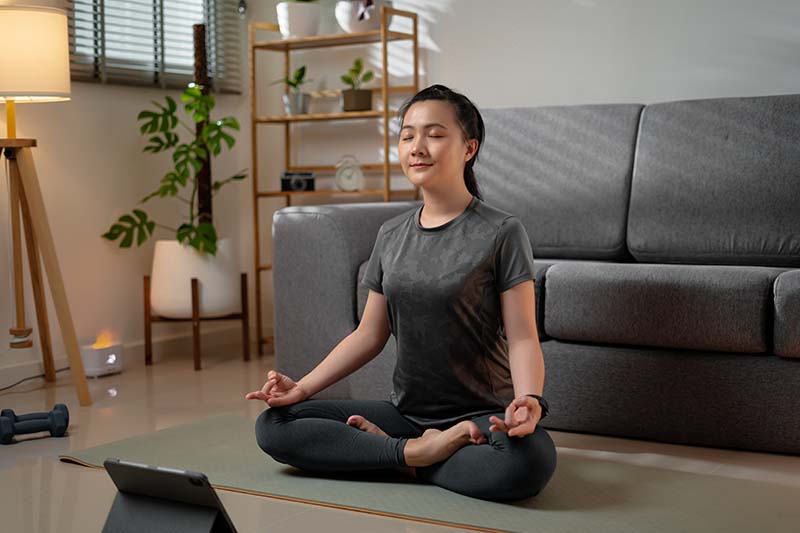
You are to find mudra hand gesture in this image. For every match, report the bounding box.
[245,370,309,407]
[489,395,542,438]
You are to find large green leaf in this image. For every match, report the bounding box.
[181,84,216,123]
[102,209,156,248]
[137,96,178,135]
[203,117,240,156]
[144,131,180,153]
[173,142,207,176]
[176,222,218,255]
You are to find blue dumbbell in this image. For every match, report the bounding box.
[1,404,69,428]
[0,405,69,444]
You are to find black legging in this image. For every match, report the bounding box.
[254,399,557,501]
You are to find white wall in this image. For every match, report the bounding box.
[2,0,798,387]
[427,0,800,107]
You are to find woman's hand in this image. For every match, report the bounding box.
[489,396,542,438]
[244,370,309,407]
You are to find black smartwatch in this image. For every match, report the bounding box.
[525,394,549,420]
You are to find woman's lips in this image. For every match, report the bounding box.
[410,163,432,169]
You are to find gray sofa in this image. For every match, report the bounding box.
[272,93,800,456]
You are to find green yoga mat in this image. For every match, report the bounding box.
[59,413,798,533]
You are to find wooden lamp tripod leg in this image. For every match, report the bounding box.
[12,157,57,381]
[7,155,33,348]
[13,146,92,406]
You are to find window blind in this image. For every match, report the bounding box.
[67,0,241,93]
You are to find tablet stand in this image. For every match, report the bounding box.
[102,491,235,533]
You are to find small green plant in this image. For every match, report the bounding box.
[102,83,246,255]
[270,65,312,93]
[340,58,374,90]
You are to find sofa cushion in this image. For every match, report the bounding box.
[475,104,643,261]
[544,262,788,353]
[774,270,800,358]
[628,93,800,267]
[540,339,800,454]
[532,259,628,340]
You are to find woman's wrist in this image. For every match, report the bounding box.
[296,378,313,399]
[525,394,549,419]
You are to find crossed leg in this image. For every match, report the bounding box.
[255,399,557,501]
[255,399,421,472]
[413,413,558,501]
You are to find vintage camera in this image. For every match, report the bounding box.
[280,171,315,191]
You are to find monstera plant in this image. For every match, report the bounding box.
[102,83,246,256]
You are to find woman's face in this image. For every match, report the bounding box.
[398,100,477,190]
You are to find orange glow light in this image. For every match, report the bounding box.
[91,331,115,349]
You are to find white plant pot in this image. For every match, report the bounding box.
[150,238,240,319]
[277,1,321,39]
[334,0,392,33]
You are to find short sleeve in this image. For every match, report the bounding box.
[361,225,385,294]
[494,217,536,293]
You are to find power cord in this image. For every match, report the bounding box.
[0,367,71,393]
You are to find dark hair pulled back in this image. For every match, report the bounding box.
[397,84,484,200]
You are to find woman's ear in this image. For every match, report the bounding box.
[464,139,479,162]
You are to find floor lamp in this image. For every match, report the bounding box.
[0,6,92,406]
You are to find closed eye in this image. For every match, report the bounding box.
[400,134,444,141]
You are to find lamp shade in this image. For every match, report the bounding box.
[0,6,71,103]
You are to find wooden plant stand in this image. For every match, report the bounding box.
[143,273,250,370]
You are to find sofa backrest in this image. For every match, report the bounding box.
[475,105,643,261]
[627,93,800,267]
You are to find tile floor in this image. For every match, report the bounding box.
[1,344,799,532]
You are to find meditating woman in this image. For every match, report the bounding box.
[247,84,557,501]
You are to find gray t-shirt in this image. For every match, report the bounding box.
[360,195,536,428]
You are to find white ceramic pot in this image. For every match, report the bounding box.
[334,0,392,33]
[277,1,321,39]
[150,238,240,319]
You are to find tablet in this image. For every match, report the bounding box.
[103,457,237,532]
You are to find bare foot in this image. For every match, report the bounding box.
[403,420,487,467]
[347,415,418,479]
[346,415,389,437]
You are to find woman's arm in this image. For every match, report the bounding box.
[297,289,391,397]
[489,279,545,437]
[501,279,544,397]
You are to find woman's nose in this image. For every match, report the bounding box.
[411,140,427,156]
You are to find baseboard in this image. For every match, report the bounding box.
[0,324,273,390]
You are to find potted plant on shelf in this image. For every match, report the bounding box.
[102,84,247,319]
[277,0,321,39]
[271,65,313,115]
[340,58,374,112]
[335,0,393,33]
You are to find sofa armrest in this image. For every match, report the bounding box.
[272,200,421,399]
[775,269,800,358]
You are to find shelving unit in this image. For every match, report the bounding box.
[248,7,421,355]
